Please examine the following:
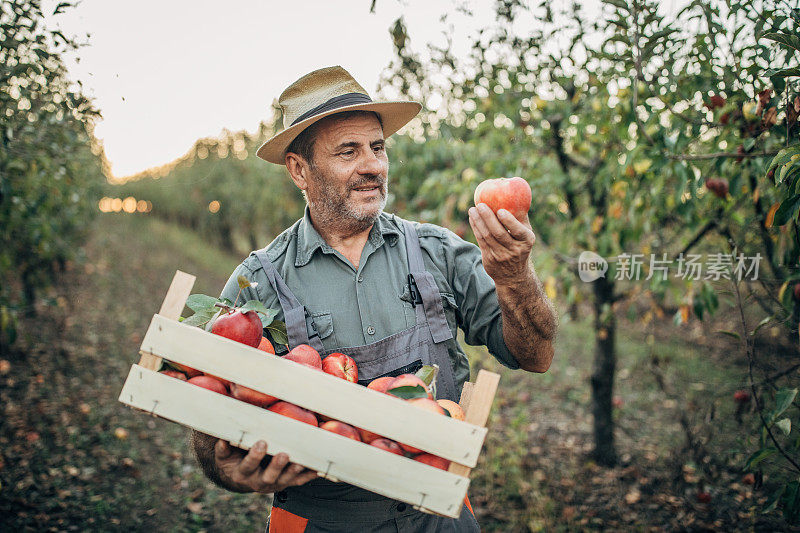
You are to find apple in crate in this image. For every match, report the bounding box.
[320,421,361,441]
[231,383,278,408]
[160,370,187,381]
[367,376,395,394]
[414,453,450,470]
[369,438,404,456]
[284,344,323,370]
[211,309,263,348]
[322,352,358,382]
[387,374,433,400]
[187,375,229,396]
[268,401,318,426]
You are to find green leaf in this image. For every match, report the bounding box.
[267,321,288,346]
[762,32,800,53]
[743,138,756,151]
[415,365,439,387]
[773,194,800,226]
[237,275,255,289]
[767,143,800,177]
[717,330,741,340]
[185,293,220,312]
[751,316,772,336]
[181,310,216,327]
[773,388,798,420]
[775,417,791,436]
[238,300,279,325]
[745,447,777,469]
[387,384,429,400]
[603,0,629,11]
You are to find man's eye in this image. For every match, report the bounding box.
[373,145,385,152]
[341,150,355,157]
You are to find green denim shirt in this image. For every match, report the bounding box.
[219,208,519,388]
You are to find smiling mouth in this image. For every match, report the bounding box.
[351,185,382,193]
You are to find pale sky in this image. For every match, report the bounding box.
[43,0,498,178]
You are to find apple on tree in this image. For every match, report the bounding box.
[473,176,532,222]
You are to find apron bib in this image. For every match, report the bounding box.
[254,220,478,532]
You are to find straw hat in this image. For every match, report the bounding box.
[256,66,421,165]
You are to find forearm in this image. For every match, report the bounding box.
[495,266,558,373]
[190,430,252,493]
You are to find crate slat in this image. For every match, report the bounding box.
[448,370,500,477]
[140,314,488,466]
[138,271,196,371]
[119,365,469,518]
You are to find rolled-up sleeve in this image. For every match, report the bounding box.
[443,230,520,370]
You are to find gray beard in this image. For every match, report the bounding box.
[305,176,388,236]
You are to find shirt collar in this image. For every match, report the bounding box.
[294,207,402,267]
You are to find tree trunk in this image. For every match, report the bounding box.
[590,274,617,466]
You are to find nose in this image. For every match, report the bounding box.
[357,149,386,176]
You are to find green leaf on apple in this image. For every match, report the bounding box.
[239,300,278,325]
[267,321,289,346]
[185,293,220,312]
[181,308,218,327]
[387,385,429,399]
[414,364,439,386]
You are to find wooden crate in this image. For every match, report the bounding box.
[118,271,500,518]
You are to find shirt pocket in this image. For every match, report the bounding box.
[308,311,337,351]
[398,286,418,328]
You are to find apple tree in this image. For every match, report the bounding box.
[0,0,105,348]
[380,0,799,482]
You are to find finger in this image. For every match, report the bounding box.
[215,439,233,461]
[260,452,290,485]
[476,204,515,246]
[469,207,503,249]
[275,462,312,488]
[239,440,268,477]
[289,469,319,487]
[497,209,535,244]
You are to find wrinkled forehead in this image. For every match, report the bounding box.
[312,112,385,147]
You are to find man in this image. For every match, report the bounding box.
[192,66,557,531]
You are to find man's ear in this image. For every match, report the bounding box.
[285,152,309,191]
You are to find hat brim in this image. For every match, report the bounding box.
[256,101,422,165]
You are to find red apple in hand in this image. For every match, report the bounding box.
[474,177,532,222]
[187,375,229,396]
[231,383,278,408]
[320,421,361,441]
[322,353,358,382]
[268,401,319,426]
[284,344,323,370]
[211,309,262,348]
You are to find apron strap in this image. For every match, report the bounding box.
[402,221,454,344]
[254,248,325,353]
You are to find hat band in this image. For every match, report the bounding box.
[290,92,373,126]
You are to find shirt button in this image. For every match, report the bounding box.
[357,275,363,283]
[367,326,375,335]
[396,503,407,512]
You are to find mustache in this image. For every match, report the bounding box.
[349,176,386,190]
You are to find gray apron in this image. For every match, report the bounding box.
[254,220,479,532]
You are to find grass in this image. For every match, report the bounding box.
[0,212,794,531]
